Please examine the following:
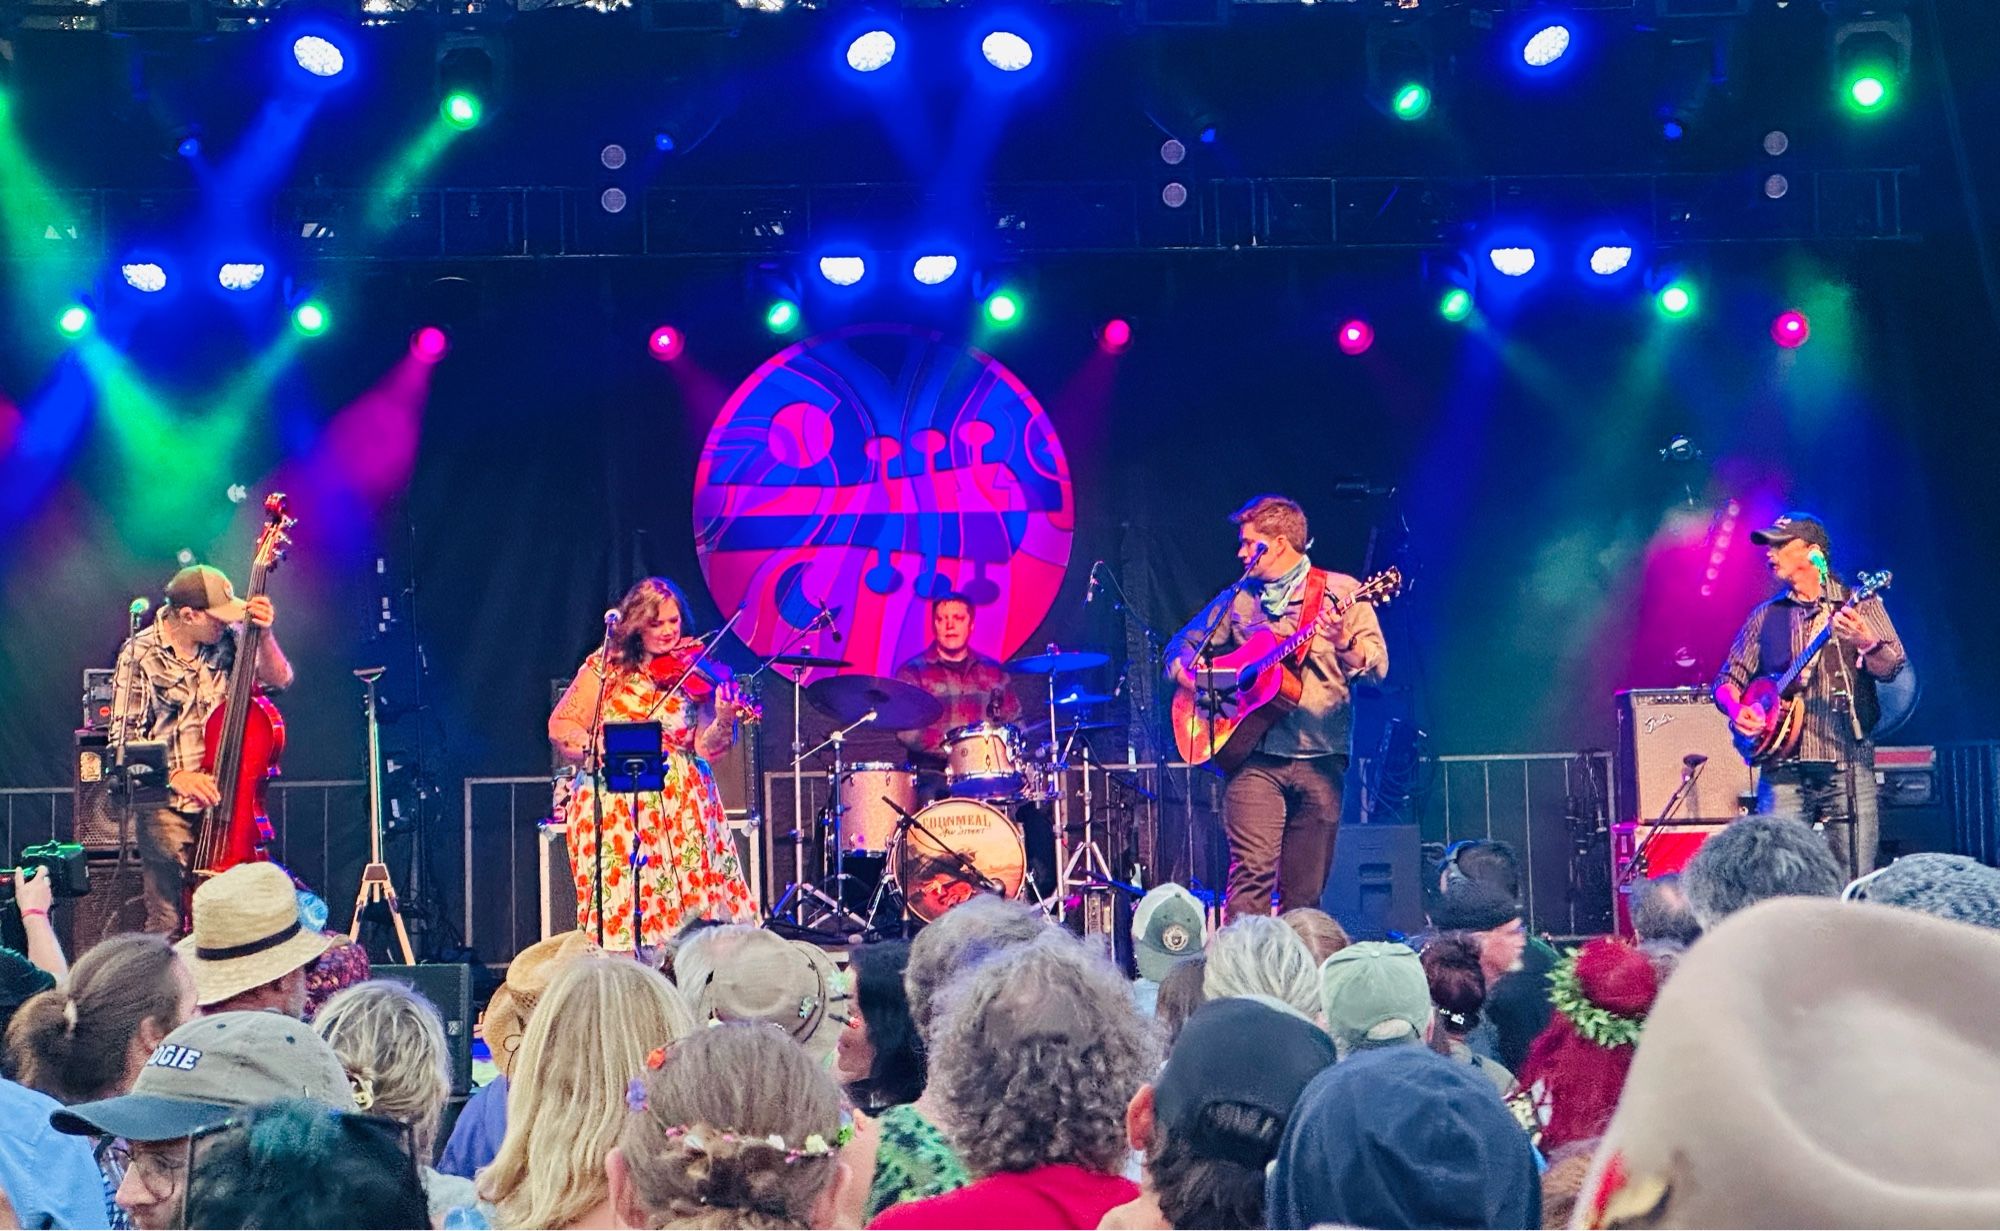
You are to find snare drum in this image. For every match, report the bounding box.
[944,722,1023,797]
[836,763,917,855]
[892,798,1027,923]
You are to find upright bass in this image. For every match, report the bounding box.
[190,494,297,897]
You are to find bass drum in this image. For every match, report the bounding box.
[892,799,1026,923]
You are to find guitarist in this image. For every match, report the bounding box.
[1713,513,1906,876]
[1166,495,1387,918]
[108,565,293,934]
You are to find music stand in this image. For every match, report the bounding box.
[601,722,665,948]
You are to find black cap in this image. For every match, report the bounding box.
[1429,881,1523,933]
[1749,512,1831,554]
[1152,998,1336,1166]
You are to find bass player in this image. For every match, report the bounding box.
[108,565,293,934]
[1166,495,1388,918]
[1713,512,1907,876]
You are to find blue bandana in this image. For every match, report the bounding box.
[1252,555,1312,620]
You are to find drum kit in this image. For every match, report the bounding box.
[766,645,1120,936]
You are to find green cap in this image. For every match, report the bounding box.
[1318,942,1431,1057]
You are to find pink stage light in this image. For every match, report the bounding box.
[1098,318,1132,354]
[649,325,686,362]
[1771,310,1810,348]
[410,326,450,363]
[1336,319,1374,356]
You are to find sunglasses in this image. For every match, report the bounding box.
[180,1109,419,1225]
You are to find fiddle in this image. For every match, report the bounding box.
[646,638,762,724]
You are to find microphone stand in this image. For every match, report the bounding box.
[1181,547,1266,775]
[879,797,1007,897]
[1620,758,1706,891]
[585,615,619,950]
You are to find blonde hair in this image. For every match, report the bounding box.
[1230,495,1308,553]
[618,1023,845,1230]
[312,980,452,1160]
[480,957,698,1229]
[1203,915,1322,1020]
[1280,908,1352,966]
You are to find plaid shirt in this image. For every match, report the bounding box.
[109,620,238,812]
[1714,581,1906,762]
[894,646,1024,764]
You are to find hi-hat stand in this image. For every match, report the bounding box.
[349,666,415,964]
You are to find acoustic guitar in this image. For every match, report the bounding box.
[1172,567,1403,774]
[1730,569,1894,766]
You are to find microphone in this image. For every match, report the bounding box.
[604,609,621,628]
[1084,561,1101,605]
[813,598,844,643]
[1683,753,1708,767]
[129,597,152,616]
[1237,542,1268,585]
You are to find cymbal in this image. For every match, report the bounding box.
[773,653,852,669]
[1009,647,1110,675]
[1055,691,1113,708]
[1056,720,1119,733]
[804,674,944,731]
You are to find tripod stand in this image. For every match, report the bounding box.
[769,708,875,936]
[349,667,415,964]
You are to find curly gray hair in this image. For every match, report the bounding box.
[903,894,1049,1044]
[929,933,1158,1178]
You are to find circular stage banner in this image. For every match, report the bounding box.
[694,324,1075,681]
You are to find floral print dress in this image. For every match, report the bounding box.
[560,651,758,951]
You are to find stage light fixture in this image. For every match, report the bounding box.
[912,255,959,285]
[177,135,203,159]
[1161,182,1189,209]
[1657,282,1695,318]
[1098,318,1132,354]
[1392,83,1431,120]
[218,263,266,291]
[1336,319,1374,356]
[122,263,167,293]
[1832,14,1908,115]
[1439,288,1472,322]
[56,305,91,337]
[983,290,1021,325]
[649,325,685,361]
[1488,247,1536,277]
[292,300,330,336]
[411,326,449,363]
[437,37,496,130]
[600,188,628,214]
[601,143,627,170]
[765,299,800,333]
[1368,19,1436,122]
[982,31,1033,72]
[818,256,867,286]
[1160,138,1186,166]
[846,30,896,73]
[1521,24,1571,68]
[1589,246,1632,276]
[1764,174,1789,200]
[1772,310,1810,348]
[292,35,346,78]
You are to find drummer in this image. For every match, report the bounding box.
[894,591,1024,801]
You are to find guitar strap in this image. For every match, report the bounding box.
[1292,569,1330,667]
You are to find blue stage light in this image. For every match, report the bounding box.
[982,31,1033,72]
[912,255,960,286]
[292,35,346,78]
[1521,24,1570,68]
[1488,247,1537,277]
[818,256,867,286]
[218,263,267,292]
[121,263,168,293]
[846,30,896,73]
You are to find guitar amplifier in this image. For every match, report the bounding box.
[62,850,150,955]
[1615,689,1755,824]
[73,730,130,851]
[1611,818,1730,937]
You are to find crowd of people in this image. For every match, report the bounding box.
[5,825,2000,1230]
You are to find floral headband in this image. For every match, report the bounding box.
[625,1045,854,1159]
[1547,950,1647,1049]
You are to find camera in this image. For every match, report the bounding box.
[3,841,91,901]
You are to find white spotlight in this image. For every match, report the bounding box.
[1489,247,1537,277]
[982,31,1033,72]
[1521,24,1570,68]
[1588,246,1633,276]
[291,35,346,78]
[912,255,959,286]
[217,263,266,291]
[847,30,896,73]
[122,263,167,293]
[819,256,867,286]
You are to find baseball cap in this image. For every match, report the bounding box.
[1749,512,1832,554]
[1318,942,1431,1056]
[1131,883,1208,983]
[1429,881,1523,933]
[1152,998,1335,1165]
[164,565,250,624]
[50,1011,357,1142]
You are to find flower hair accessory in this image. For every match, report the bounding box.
[659,1115,853,1162]
[1548,950,1647,1049]
[626,1079,650,1114]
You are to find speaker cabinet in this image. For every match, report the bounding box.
[1320,823,1424,940]
[375,963,474,1096]
[62,851,150,955]
[539,822,579,941]
[72,730,130,850]
[1615,689,1755,824]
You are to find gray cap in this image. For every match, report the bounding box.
[1132,883,1207,983]
[1318,942,1431,1057]
[51,1010,356,1142]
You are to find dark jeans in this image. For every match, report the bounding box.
[1222,752,1347,918]
[1756,753,1878,879]
[138,805,198,935]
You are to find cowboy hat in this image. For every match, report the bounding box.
[483,930,598,1079]
[175,863,332,1008]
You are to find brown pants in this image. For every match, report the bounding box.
[1222,753,1347,918]
[138,806,199,935]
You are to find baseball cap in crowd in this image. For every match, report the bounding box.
[677,926,849,1063]
[176,863,333,1008]
[1846,852,2000,932]
[163,565,250,624]
[1749,512,1832,554]
[50,1011,357,1142]
[1429,881,1522,934]
[1318,942,1431,1057]
[1152,998,1335,1164]
[1132,883,1208,983]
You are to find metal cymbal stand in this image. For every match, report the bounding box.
[777,709,877,933]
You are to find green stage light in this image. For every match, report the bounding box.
[292,300,330,336]
[1392,83,1431,120]
[983,290,1021,325]
[1846,73,1889,112]
[1657,282,1695,318]
[56,304,91,337]
[443,92,481,129]
[764,299,800,333]
[1439,288,1472,322]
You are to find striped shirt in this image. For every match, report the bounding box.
[109,620,238,812]
[1714,581,1906,762]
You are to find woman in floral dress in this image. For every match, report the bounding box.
[548,577,759,953]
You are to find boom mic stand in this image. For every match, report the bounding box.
[1619,753,1708,891]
